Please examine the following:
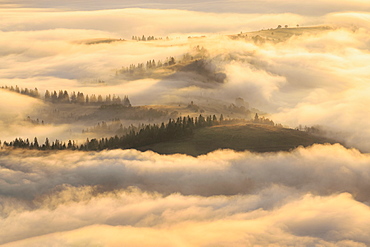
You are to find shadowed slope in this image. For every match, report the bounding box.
[138,123,338,156]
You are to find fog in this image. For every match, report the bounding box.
[2,1,370,246]
[1,9,370,150]
[2,144,370,201]
[1,145,370,246]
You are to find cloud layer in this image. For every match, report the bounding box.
[1,145,370,245]
[2,144,370,201]
[2,3,370,246]
[1,9,370,152]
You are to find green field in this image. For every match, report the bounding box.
[138,123,337,156]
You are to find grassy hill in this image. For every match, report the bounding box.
[138,123,337,156]
[230,25,333,43]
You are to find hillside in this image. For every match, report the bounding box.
[230,25,333,43]
[138,123,337,156]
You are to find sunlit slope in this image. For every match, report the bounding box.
[138,123,337,156]
[231,25,333,42]
[115,26,333,81]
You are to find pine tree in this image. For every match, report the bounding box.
[34,137,39,148]
[51,91,58,103]
[62,90,69,103]
[254,113,259,123]
[220,114,224,123]
[44,138,50,150]
[45,90,51,101]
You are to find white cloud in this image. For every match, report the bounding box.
[1,5,370,246]
[1,146,370,246]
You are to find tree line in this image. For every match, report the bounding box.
[44,90,131,106]
[253,113,275,126]
[1,85,40,98]
[1,85,132,106]
[119,57,176,75]
[1,114,225,151]
[82,119,139,135]
[132,35,168,41]
[118,45,208,76]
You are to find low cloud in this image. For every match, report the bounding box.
[1,145,370,245]
[1,5,370,246]
[0,8,307,35]
[2,144,370,201]
[0,90,73,142]
[2,10,370,153]
[4,191,370,246]
[191,26,370,151]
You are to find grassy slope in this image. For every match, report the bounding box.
[231,26,333,42]
[138,123,337,156]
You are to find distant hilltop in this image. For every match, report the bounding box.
[229,25,333,43]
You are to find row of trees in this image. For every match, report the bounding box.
[253,113,275,126]
[1,85,40,98]
[118,46,208,76]
[1,113,282,151]
[2,114,224,151]
[132,35,168,41]
[119,57,176,75]
[297,125,321,134]
[277,24,299,29]
[44,90,131,106]
[97,106,170,121]
[82,120,139,135]
[1,85,132,106]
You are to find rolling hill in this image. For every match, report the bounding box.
[138,123,337,156]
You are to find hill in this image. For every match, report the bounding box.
[138,123,337,156]
[230,25,333,43]
[75,38,125,45]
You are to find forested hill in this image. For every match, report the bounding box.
[0,114,337,156]
[138,123,338,156]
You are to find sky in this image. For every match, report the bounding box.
[1,0,370,246]
[2,0,370,15]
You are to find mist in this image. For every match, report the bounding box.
[1,145,370,246]
[2,9,370,151]
[2,1,370,246]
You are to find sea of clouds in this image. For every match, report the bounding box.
[0,6,370,149]
[1,145,370,246]
[1,1,370,245]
